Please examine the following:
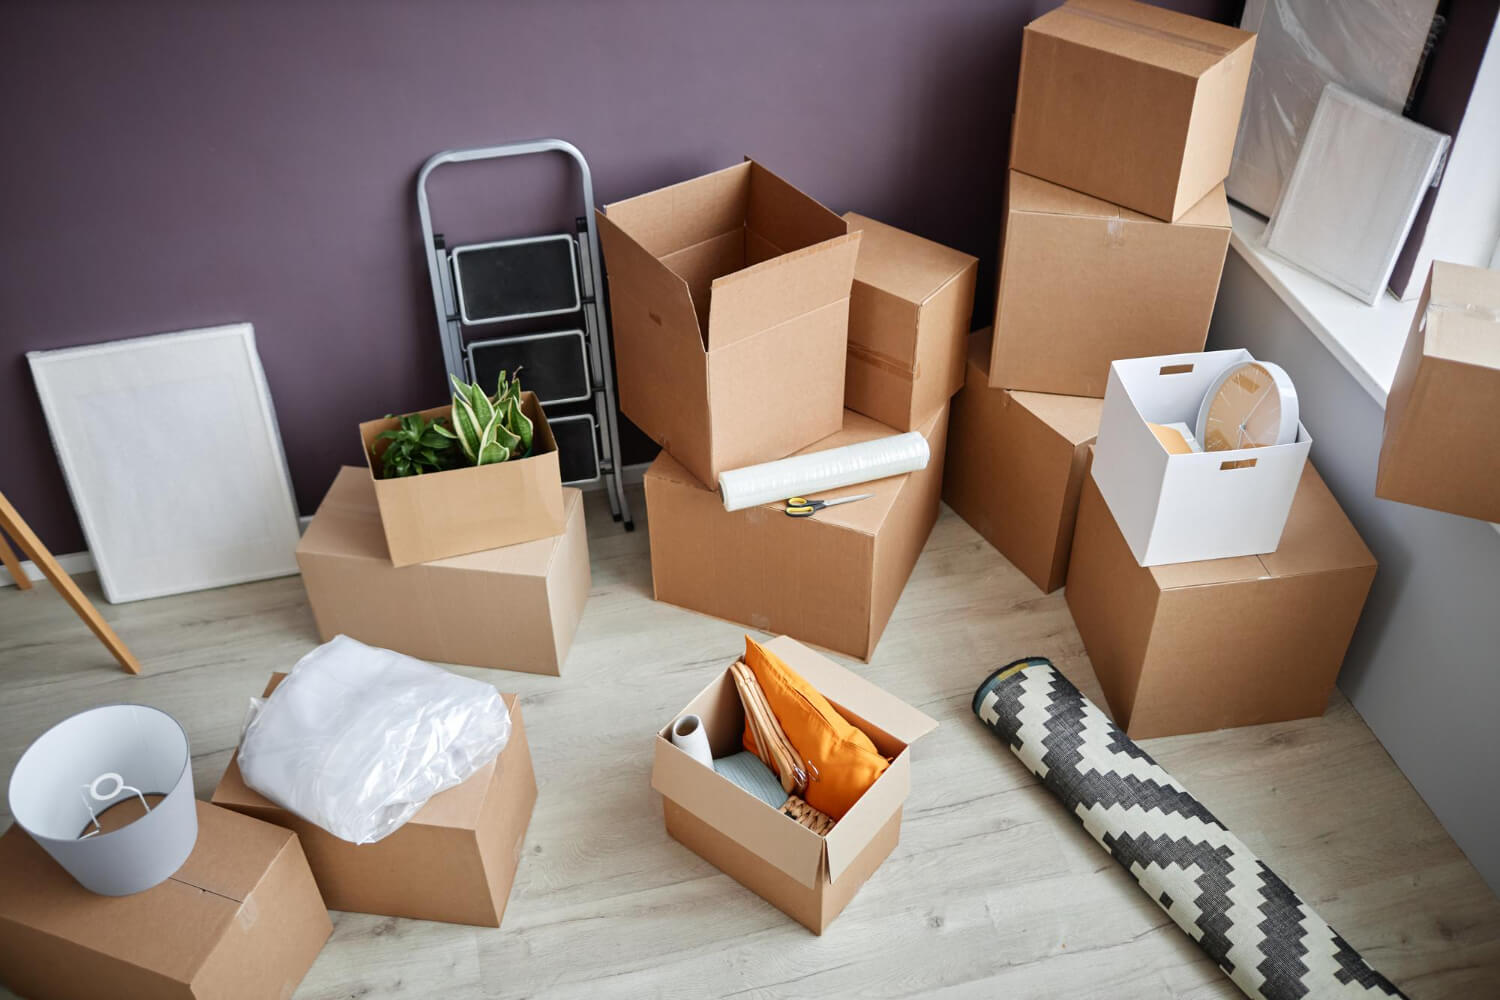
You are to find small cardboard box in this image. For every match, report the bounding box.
[360,391,565,567]
[1091,350,1313,566]
[644,407,948,661]
[1067,462,1376,739]
[0,802,330,1000]
[213,677,536,927]
[842,212,978,431]
[651,635,937,933]
[989,171,1230,397]
[1010,0,1255,222]
[1377,261,1500,523]
[297,467,590,676]
[945,330,1101,593]
[596,159,862,486]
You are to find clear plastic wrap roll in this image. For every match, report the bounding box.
[717,432,930,512]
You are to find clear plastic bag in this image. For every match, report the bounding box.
[236,635,512,844]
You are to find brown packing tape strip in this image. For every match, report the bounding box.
[731,660,805,796]
[1055,4,1232,56]
[1429,300,1500,324]
[847,340,919,379]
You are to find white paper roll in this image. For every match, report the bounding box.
[8,705,198,896]
[718,432,930,512]
[670,714,714,768]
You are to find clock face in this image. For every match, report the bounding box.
[1199,362,1294,451]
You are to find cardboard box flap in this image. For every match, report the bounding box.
[595,208,704,342]
[1009,171,1229,229]
[761,635,938,745]
[602,161,752,259]
[170,802,293,901]
[1424,262,1500,368]
[1034,0,1252,76]
[842,212,978,304]
[746,160,848,261]
[708,232,861,350]
[1013,391,1105,448]
[822,753,909,884]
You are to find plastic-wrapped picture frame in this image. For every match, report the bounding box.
[1264,84,1449,305]
[27,323,301,603]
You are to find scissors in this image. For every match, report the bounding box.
[784,493,874,518]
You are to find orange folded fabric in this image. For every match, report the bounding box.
[739,635,890,820]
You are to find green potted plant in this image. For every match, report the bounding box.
[359,371,564,566]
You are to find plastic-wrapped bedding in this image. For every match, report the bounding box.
[1229,0,1439,217]
[717,431,929,512]
[973,657,1406,1000]
[237,635,512,844]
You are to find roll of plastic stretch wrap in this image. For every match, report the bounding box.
[670,714,713,768]
[717,432,930,512]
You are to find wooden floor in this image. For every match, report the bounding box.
[2,488,1498,999]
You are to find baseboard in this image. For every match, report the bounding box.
[7,462,653,589]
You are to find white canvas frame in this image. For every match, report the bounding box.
[27,323,301,603]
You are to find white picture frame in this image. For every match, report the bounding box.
[27,322,301,603]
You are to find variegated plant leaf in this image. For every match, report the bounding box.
[451,394,483,462]
[506,392,533,457]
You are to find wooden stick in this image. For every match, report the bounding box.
[0,529,31,591]
[0,491,141,674]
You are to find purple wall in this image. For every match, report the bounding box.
[1,0,1235,554]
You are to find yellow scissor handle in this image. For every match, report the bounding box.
[787,497,812,507]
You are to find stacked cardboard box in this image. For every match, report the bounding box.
[601,161,974,660]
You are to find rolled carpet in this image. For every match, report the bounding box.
[973,657,1405,1000]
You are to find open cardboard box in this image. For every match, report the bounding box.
[359,391,565,567]
[651,635,936,934]
[596,159,861,486]
[212,675,537,927]
[1009,0,1255,222]
[1091,350,1312,566]
[0,802,330,1000]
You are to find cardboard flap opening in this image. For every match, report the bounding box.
[706,232,861,350]
[1158,363,1194,376]
[760,636,938,745]
[821,754,909,884]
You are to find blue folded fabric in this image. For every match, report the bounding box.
[713,751,787,809]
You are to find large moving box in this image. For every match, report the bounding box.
[842,212,977,431]
[645,408,947,661]
[1067,463,1377,739]
[597,159,861,486]
[989,171,1230,398]
[946,331,1101,593]
[1010,0,1255,222]
[214,680,536,927]
[652,635,937,933]
[1377,261,1500,523]
[297,468,590,676]
[0,803,330,1000]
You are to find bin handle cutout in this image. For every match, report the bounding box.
[1158,363,1194,376]
[1219,458,1258,471]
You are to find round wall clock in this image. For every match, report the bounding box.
[1195,361,1299,452]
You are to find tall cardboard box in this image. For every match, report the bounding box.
[1066,462,1377,739]
[0,803,331,1000]
[597,159,862,486]
[842,212,978,431]
[1010,0,1255,222]
[645,408,947,661]
[296,468,590,676]
[945,330,1101,593]
[989,171,1230,397]
[1377,261,1500,523]
[652,635,937,933]
[214,680,536,927]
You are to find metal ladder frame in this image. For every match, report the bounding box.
[416,139,633,528]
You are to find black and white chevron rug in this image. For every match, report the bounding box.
[973,657,1406,1000]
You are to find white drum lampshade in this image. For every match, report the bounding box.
[8,705,197,895]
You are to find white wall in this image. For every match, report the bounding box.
[1210,252,1500,895]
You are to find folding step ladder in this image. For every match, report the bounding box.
[416,139,633,529]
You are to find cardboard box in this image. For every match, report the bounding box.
[597,159,862,486]
[0,802,330,1000]
[1010,0,1255,222]
[945,330,1101,593]
[213,677,536,927]
[651,635,937,933]
[1377,261,1500,522]
[1091,350,1312,566]
[1067,461,1377,739]
[360,391,565,567]
[842,212,978,431]
[645,407,948,661]
[989,171,1230,397]
[297,467,590,676]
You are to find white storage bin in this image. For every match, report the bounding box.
[1092,350,1312,566]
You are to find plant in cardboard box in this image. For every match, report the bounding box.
[373,372,534,480]
[375,411,458,479]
